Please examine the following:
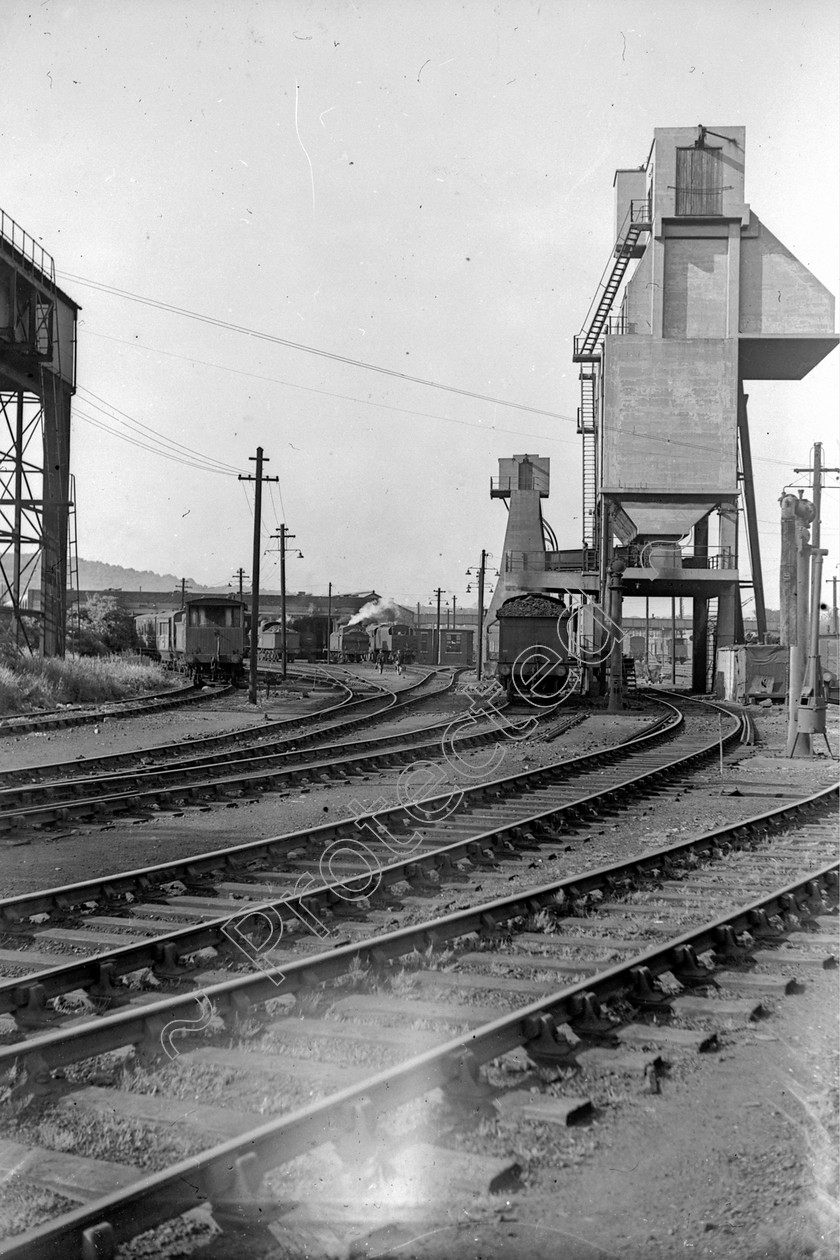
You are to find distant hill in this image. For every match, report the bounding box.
[77,559,210,592]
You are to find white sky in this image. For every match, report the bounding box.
[1,0,838,614]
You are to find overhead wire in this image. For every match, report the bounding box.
[77,326,813,471]
[76,385,245,475]
[74,410,242,477]
[80,328,581,447]
[60,271,568,421]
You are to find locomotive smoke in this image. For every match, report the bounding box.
[347,596,403,627]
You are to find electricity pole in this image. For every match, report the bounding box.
[232,568,248,600]
[239,447,279,705]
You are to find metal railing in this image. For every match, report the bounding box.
[503,546,735,575]
[573,315,630,358]
[505,549,598,573]
[633,546,736,571]
[490,474,549,496]
[627,196,652,227]
[0,208,55,282]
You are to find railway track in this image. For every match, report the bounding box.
[0,696,714,996]
[0,679,236,738]
[0,761,835,1258]
[0,667,461,830]
[0,658,376,742]
[0,695,739,1036]
[0,665,370,782]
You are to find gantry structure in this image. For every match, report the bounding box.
[486,126,838,693]
[0,208,78,654]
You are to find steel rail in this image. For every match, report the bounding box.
[0,685,499,826]
[1,794,835,1260]
[0,672,501,810]
[0,674,463,832]
[0,667,401,785]
[0,696,689,930]
[0,704,784,1067]
[0,681,233,738]
[0,711,689,1019]
[0,668,454,791]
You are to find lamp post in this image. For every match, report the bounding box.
[327,581,332,664]
[466,550,490,680]
[268,526,303,679]
[430,588,444,665]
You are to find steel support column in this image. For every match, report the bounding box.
[737,387,767,640]
[716,503,741,648]
[40,379,72,656]
[691,515,710,693]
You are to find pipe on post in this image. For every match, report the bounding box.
[784,494,815,757]
[606,558,626,713]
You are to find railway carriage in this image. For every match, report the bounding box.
[135,596,246,682]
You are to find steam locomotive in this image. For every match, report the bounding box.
[329,620,419,664]
[328,624,371,662]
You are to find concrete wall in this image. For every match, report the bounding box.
[602,337,738,495]
[614,167,646,242]
[623,245,654,333]
[739,214,836,335]
[663,236,730,337]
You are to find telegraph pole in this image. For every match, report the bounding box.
[232,568,248,601]
[239,448,279,705]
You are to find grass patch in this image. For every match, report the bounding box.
[0,654,179,717]
[0,1177,79,1240]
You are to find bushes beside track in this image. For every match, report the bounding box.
[0,653,180,716]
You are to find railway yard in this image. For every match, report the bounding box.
[1,20,838,1258]
[0,667,836,1260]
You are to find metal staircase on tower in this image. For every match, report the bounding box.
[67,473,81,648]
[577,371,598,555]
[573,198,651,362]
